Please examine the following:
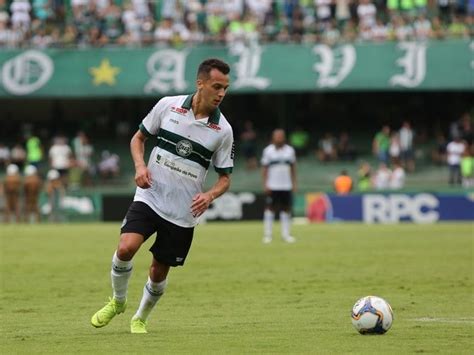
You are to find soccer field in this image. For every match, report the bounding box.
[1,222,472,354]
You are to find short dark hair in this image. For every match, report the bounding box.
[197,58,230,79]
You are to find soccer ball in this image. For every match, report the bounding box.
[351,296,393,334]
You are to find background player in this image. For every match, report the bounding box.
[261,129,297,244]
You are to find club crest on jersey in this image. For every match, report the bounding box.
[171,106,188,115]
[176,140,193,157]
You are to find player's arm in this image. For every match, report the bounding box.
[262,165,270,194]
[291,162,297,193]
[191,173,231,217]
[130,130,152,189]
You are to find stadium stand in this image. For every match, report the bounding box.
[0,0,472,48]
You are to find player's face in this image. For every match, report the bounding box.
[272,130,286,147]
[198,69,230,110]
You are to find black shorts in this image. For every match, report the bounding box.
[265,190,293,211]
[121,201,194,267]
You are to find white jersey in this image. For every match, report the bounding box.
[135,94,234,227]
[261,144,296,191]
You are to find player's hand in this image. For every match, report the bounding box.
[191,192,214,217]
[264,186,271,195]
[135,165,152,189]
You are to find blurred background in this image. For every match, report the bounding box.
[0,0,473,223]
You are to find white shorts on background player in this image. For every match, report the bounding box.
[135,94,234,228]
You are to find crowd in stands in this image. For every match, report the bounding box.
[0,129,124,222]
[0,0,472,48]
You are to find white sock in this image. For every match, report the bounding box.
[134,277,167,321]
[264,210,274,238]
[280,211,292,238]
[111,252,133,302]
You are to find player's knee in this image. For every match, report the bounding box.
[116,243,137,261]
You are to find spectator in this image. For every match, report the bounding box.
[430,16,446,39]
[0,142,10,170]
[432,133,448,165]
[317,132,337,162]
[0,0,470,48]
[10,0,31,31]
[46,169,65,222]
[392,16,414,41]
[459,112,473,147]
[413,14,432,40]
[25,132,43,168]
[461,147,474,187]
[357,0,377,29]
[334,170,353,195]
[389,162,406,190]
[23,164,42,223]
[446,135,466,185]
[337,132,357,161]
[389,131,401,165]
[447,15,469,38]
[98,150,120,180]
[72,131,94,185]
[357,161,372,191]
[10,142,27,171]
[289,126,310,157]
[48,136,72,184]
[372,125,390,164]
[240,120,258,170]
[399,121,415,172]
[373,162,391,190]
[371,18,390,41]
[3,164,22,223]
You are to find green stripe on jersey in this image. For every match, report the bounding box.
[267,160,293,166]
[215,167,233,174]
[139,123,154,138]
[158,129,213,160]
[156,139,210,169]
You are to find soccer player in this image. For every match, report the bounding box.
[91,58,234,334]
[261,129,297,244]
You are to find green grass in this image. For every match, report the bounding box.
[1,223,473,354]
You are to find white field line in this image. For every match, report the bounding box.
[411,317,474,324]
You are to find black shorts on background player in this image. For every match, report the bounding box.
[266,190,292,211]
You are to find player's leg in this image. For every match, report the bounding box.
[131,258,169,334]
[131,215,194,333]
[280,191,295,243]
[91,233,144,328]
[263,191,275,243]
[91,202,155,328]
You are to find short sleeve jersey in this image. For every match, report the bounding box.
[261,144,296,191]
[136,94,234,227]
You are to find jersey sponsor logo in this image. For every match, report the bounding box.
[230,142,235,160]
[171,106,188,115]
[176,140,193,157]
[207,122,221,131]
[155,153,201,181]
[170,118,179,124]
[176,257,184,262]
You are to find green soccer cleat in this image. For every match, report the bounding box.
[91,298,127,328]
[130,317,148,334]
